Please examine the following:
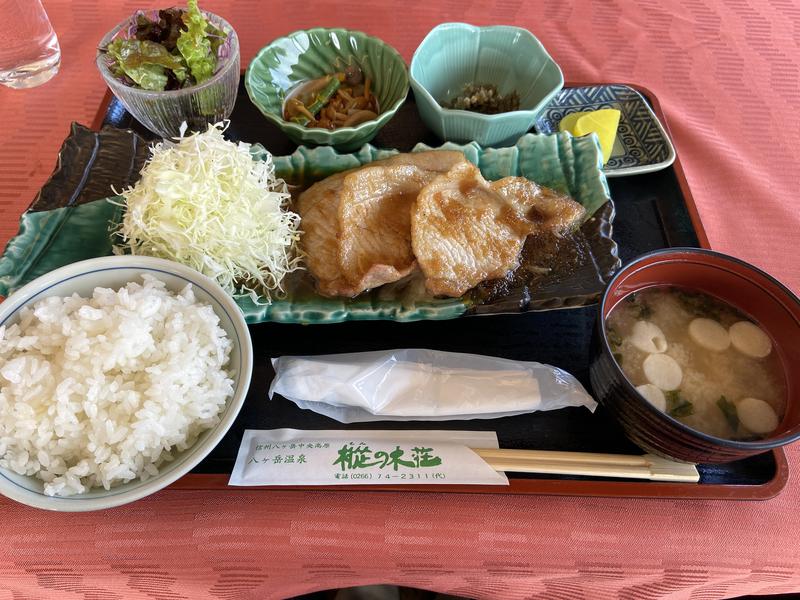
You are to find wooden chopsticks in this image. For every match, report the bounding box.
[471,448,699,482]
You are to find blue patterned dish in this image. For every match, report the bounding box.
[535,84,676,177]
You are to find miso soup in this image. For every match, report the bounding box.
[605,287,786,440]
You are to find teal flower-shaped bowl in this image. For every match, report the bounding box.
[245,28,409,152]
[410,23,564,146]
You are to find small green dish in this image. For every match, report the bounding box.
[245,28,409,152]
[410,23,564,146]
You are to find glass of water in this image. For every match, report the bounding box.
[0,0,61,89]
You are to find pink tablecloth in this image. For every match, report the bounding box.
[1,1,799,598]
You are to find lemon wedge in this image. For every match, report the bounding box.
[558,109,621,164]
[558,111,584,134]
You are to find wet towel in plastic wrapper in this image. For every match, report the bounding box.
[268,349,597,423]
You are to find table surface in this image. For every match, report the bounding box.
[1,1,799,598]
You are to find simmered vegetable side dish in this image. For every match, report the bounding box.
[283,65,380,129]
[606,287,786,440]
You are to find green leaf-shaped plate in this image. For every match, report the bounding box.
[0,124,618,324]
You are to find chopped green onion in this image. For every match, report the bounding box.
[717,395,739,431]
[666,390,694,418]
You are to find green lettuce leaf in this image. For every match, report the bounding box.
[206,20,227,55]
[128,63,168,91]
[106,39,166,90]
[123,39,184,71]
[176,0,216,83]
[106,39,189,90]
[170,52,188,83]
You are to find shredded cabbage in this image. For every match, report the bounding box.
[113,122,302,304]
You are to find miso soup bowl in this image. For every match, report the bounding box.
[590,247,800,464]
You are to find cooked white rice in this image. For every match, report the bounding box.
[0,275,234,497]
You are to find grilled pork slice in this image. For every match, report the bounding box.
[337,164,426,291]
[298,151,469,297]
[411,162,539,297]
[296,170,358,297]
[491,177,586,235]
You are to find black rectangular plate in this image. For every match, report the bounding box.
[91,81,781,497]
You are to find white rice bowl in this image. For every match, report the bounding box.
[0,256,252,511]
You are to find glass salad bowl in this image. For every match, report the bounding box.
[96,10,240,139]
